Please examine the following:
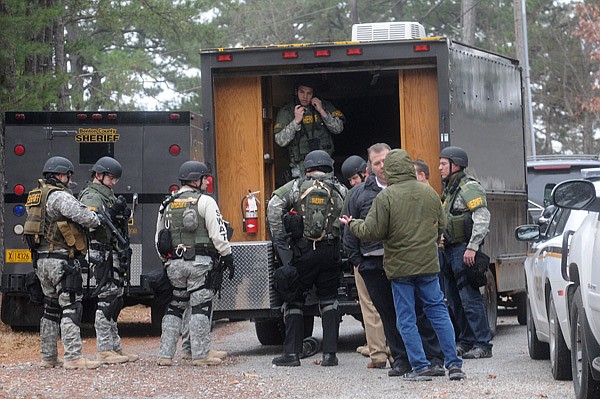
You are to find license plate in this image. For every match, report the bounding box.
[5,249,32,263]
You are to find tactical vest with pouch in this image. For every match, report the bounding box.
[442,175,486,245]
[293,177,343,242]
[23,180,88,255]
[164,191,215,259]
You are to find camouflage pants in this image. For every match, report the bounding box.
[36,257,83,362]
[159,255,215,360]
[91,249,125,352]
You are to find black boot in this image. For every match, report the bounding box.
[272,353,300,367]
[321,352,338,367]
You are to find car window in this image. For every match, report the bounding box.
[545,208,571,238]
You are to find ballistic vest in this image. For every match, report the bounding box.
[79,183,115,245]
[23,180,88,254]
[292,177,343,240]
[442,173,486,245]
[165,191,215,255]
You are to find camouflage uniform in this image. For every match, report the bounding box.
[155,186,231,361]
[33,185,100,362]
[79,183,126,354]
[440,170,493,353]
[274,102,344,176]
[267,171,347,363]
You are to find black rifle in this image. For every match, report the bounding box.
[97,210,131,286]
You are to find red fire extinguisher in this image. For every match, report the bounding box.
[241,190,260,234]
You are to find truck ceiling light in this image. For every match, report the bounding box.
[14,144,25,156]
[169,184,179,193]
[347,48,363,56]
[13,224,24,235]
[14,184,25,196]
[169,113,181,120]
[217,54,232,62]
[414,44,430,52]
[108,113,118,120]
[13,205,26,217]
[76,113,87,120]
[315,49,330,57]
[169,144,181,156]
[92,113,102,120]
[282,51,298,59]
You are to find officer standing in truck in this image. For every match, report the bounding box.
[79,156,138,364]
[267,150,347,367]
[439,146,493,359]
[274,76,345,178]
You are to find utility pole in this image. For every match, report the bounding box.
[514,0,536,159]
[461,0,475,45]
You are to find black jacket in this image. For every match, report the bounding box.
[343,174,384,267]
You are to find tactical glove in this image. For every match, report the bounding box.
[219,254,235,280]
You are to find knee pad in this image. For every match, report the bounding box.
[319,299,339,315]
[61,301,83,327]
[97,294,119,321]
[191,301,212,317]
[43,297,61,324]
[166,304,185,319]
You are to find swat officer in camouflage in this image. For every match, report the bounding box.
[79,156,138,364]
[23,156,102,370]
[274,76,345,178]
[155,161,234,366]
[267,150,347,367]
[439,146,493,359]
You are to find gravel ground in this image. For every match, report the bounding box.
[0,306,575,399]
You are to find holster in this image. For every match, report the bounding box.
[25,270,44,305]
[62,260,83,295]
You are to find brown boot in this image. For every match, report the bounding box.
[96,351,129,364]
[192,357,221,366]
[40,358,63,368]
[158,357,173,366]
[208,349,228,359]
[181,352,192,360]
[64,357,102,370]
[116,350,139,362]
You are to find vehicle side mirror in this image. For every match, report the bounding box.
[552,180,599,211]
[515,224,541,242]
[537,205,556,226]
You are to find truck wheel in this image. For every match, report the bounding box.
[1,294,42,329]
[255,318,285,345]
[514,292,527,326]
[571,287,600,398]
[527,293,550,359]
[151,304,167,336]
[480,270,497,337]
[549,295,571,380]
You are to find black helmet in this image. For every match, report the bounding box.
[304,150,334,172]
[341,155,367,180]
[178,161,210,181]
[440,146,468,168]
[295,75,320,92]
[92,156,123,178]
[43,156,74,175]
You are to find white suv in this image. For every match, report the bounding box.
[516,206,587,380]
[552,169,600,399]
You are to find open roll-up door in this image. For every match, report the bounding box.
[399,68,441,193]
[214,76,268,241]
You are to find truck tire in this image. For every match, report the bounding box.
[480,269,497,337]
[571,286,600,399]
[0,294,43,329]
[527,293,550,359]
[255,316,315,346]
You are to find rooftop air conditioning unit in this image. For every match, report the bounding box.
[351,22,426,42]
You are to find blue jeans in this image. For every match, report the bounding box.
[443,243,492,350]
[391,274,462,371]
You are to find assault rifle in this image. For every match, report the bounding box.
[96,209,132,286]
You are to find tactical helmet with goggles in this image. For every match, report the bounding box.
[178,161,210,182]
[341,155,367,181]
[304,150,334,173]
[43,156,74,176]
[440,146,468,168]
[92,156,123,178]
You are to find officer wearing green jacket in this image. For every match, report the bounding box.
[274,77,345,178]
[79,156,138,364]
